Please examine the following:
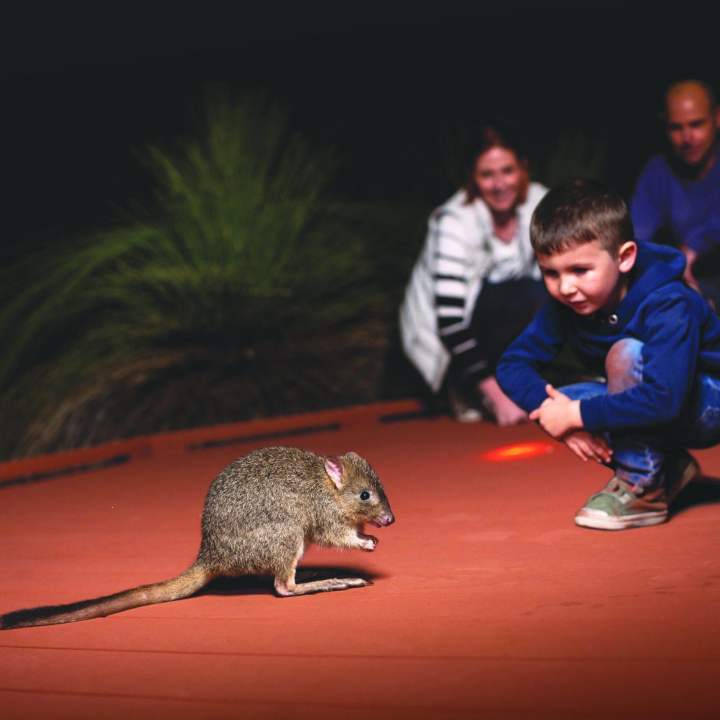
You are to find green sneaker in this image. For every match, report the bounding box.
[575,477,668,530]
[664,450,700,504]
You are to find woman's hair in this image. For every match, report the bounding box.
[464,124,530,205]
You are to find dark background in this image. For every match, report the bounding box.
[4,2,718,255]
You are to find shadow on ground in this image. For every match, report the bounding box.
[201,566,384,597]
[672,474,720,516]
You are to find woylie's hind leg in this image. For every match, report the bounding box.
[273,541,369,597]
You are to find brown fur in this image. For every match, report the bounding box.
[1,446,394,630]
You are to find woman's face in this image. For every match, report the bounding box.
[473,147,526,214]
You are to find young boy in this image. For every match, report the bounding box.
[496,179,720,530]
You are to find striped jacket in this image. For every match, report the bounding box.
[399,182,547,391]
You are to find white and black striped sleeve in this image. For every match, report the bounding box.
[432,213,490,382]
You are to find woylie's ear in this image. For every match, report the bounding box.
[324,457,345,490]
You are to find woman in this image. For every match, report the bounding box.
[400,126,548,425]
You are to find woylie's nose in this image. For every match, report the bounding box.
[378,510,395,526]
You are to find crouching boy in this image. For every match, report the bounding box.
[496,179,720,530]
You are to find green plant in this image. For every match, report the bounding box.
[0,91,391,458]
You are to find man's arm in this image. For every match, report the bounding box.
[680,245,701,291]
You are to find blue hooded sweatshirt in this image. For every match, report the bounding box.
[496,241,720,432]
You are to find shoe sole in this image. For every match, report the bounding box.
[575,456,701,530]
[574,508,668,530]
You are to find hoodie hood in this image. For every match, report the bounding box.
[613,241,686,325]
[558,240,688,371]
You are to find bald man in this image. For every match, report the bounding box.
[631,79,720,306]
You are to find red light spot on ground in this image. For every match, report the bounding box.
[481,441,554,462]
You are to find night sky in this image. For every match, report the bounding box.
[5,3,718,254]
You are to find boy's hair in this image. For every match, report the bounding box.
[530,178,635,256]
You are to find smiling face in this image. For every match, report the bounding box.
[473,147,527,216]
[536,239,637,316]
[665,82,719,174]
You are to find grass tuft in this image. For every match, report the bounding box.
[0,90,411,458]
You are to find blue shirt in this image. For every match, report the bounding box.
[631,147,720,255]
[496,242,720,432]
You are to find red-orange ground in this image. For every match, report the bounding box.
[1,400,719,719]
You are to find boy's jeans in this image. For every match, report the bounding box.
[559,338,720,487]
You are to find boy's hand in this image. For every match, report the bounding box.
[563,430,612,464]
[529,384,583,438]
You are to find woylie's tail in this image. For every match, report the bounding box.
[0,563,212,630]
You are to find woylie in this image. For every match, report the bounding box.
[0,446,395,629]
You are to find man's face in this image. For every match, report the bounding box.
[665,84,719,172]
[536,240,636,316]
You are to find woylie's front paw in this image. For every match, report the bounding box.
[357,533,378,551]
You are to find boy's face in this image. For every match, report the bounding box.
[536,239,637,316]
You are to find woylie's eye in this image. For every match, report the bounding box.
[360,490,371,501]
